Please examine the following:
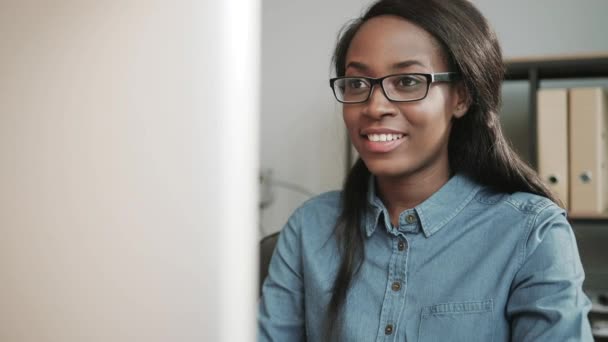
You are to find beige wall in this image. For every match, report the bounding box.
[0,1,258,341]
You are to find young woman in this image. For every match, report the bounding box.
[258,0,593,341]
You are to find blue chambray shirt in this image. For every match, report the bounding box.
[258,174,593,341]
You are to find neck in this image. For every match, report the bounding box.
[375,164,451,226]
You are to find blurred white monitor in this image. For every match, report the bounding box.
[0,1,259,341]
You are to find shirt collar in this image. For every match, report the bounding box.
[363,173,482,238]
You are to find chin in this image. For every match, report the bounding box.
[363,158,415,179]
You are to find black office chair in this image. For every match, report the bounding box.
[259,231,280,295]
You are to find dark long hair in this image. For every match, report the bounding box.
[325,0,559,339]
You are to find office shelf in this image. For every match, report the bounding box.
[568,213,608,224]
[505,53,608,81]
[504,53,608,170]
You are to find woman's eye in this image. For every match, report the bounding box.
[397,76,420,87]
[348,79,368,89]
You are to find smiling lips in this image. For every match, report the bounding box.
[360,131,407,153]
[367,133,404,142]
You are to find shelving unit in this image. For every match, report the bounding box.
[504,53,608,223]
[503,53,608,170]
[506,54,608,341]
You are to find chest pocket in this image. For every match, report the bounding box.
[418,299,494,342]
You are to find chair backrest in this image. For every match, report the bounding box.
[259,232,280,295]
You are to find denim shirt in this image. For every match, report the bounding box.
[258,174,593,341]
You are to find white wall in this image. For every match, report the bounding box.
[260,0,371,236]
[473,0,608,58]
[260,0,608,236]
[0,1,259,341]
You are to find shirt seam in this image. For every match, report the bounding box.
[514,201,553,270]
[503,194,551,214]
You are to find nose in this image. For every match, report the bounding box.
[364,84,396,119]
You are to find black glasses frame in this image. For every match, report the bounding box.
[329,72,460,104]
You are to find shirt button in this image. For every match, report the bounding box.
[391,281,401,291]
[406,214,416,223]
[398,240,407,251]
[384,324,393,335]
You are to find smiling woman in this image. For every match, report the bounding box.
[340,15,469,185]
[258,0,594,341]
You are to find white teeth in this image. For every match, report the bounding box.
[367,133,404,142]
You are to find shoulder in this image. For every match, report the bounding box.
[473,188,568,252]
[493,191,571,267]
[297,190,342,214]
[475,187,563,218]
[283,190,342,238]
[501,192,568,240]
[504,192,568,239]
[504,192,561,215]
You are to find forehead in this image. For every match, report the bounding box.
[345,15,447,74]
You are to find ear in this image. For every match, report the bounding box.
[452,81,471,118]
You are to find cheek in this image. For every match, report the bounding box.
[409,89,454,121]
[400,104,452,141]
[342,110,359,136]
[395,102,438,127]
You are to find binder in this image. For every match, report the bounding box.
[537,88,569,209]
[569,87,608,214]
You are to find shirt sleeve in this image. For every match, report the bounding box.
[258,210,306,342]
[506,204,594,341]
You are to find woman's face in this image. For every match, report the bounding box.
[343,15,468,179]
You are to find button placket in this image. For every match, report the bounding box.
[376,234,410,340]
[387,237,409,339]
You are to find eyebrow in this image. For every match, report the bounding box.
[345,60,427,73]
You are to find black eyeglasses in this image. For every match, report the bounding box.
[329,72,460,104]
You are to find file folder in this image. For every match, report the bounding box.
[569,87,608,214]
[537,88,569,209]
